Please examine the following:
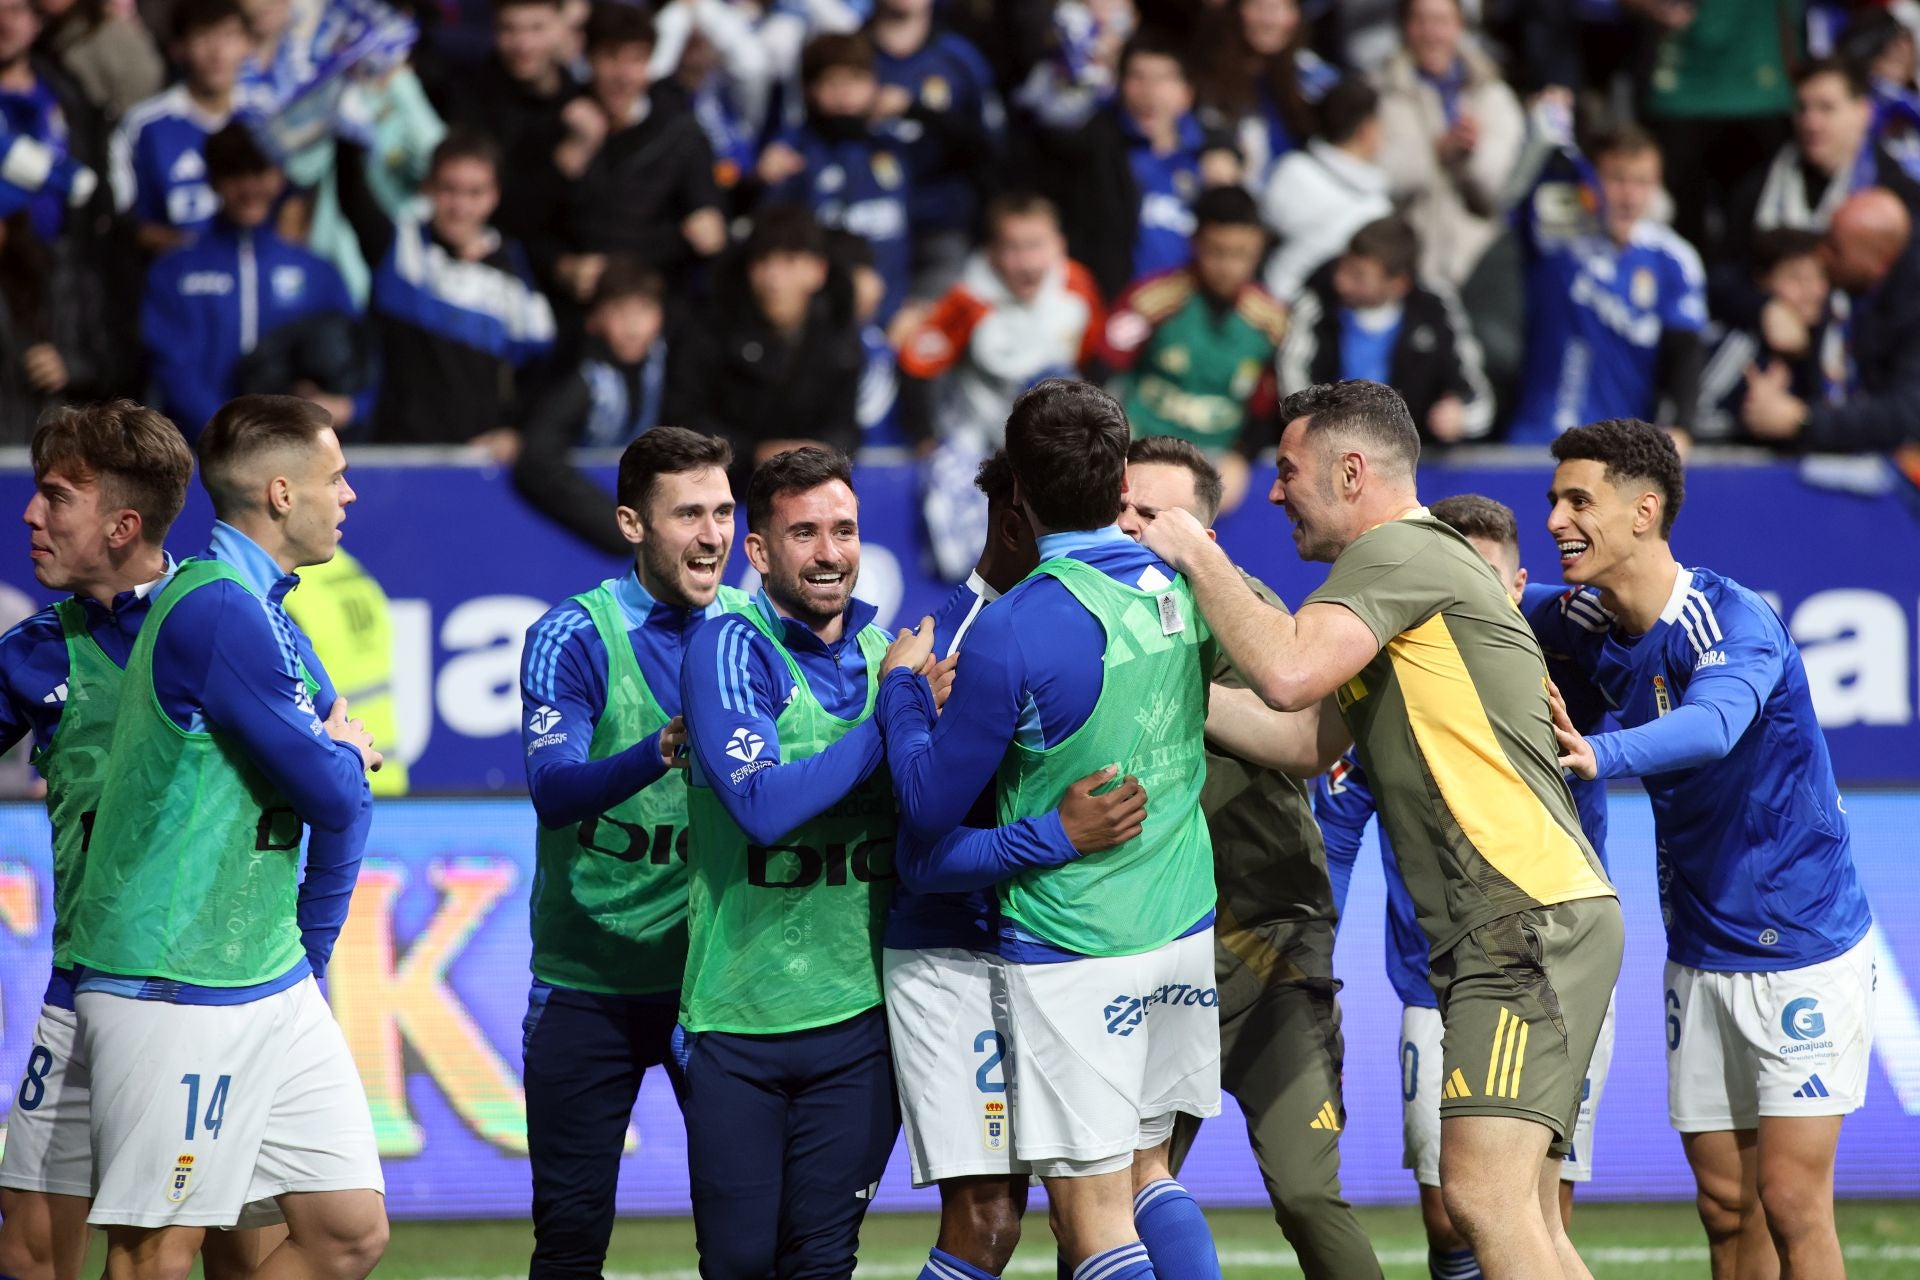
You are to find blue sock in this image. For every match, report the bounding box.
[1132,1180,1221,1280]
[921,1246,1000,1280]
[1430,1246,1483,1279]
[1072,1242,1155,1280]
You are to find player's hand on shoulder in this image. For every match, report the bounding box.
[929,652,960,713]
[884,615,937,677]
[324,696,383,774]
[1060,765,1146,853]
[659,715,689,768]
[1138,504,1210,572]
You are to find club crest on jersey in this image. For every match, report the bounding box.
[871,153,902,189]
[1631,266,1657,310]
[168,1153,195,1202]
[920,75,950,111]
[1652,675,1671,716]
[983,1099,1006,1151]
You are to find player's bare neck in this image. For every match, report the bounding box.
[1597,546,1680,637]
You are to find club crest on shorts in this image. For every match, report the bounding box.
[168,1153,195,1202]
[983,1099,1007,1151]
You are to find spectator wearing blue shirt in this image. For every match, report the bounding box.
[140,125,364,438]
[1540,419,1874,1280]
[868,0,1002,296]
[110,0,256,255]
[1509,122,1706,443]
[1036,26,1240,301]
[759,32,917,322]
[0,0,107,244]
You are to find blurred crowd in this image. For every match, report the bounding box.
[3,0,1918,555]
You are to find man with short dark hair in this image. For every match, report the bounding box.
[1141,379,1621,1280]
[518,427,747,1280]
[139,125,362,438]
[884,451,1150,1280]
[553,3,725,296]
[880,380,1222,1280]
[68,394,385,1280]
[676,447,898,1278]
[1115,435,1379,1280]
[1540,418,1874,1280]
[1316,490,1615,1280]
[0,403,200,1280]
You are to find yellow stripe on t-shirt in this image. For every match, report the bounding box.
[1386,613,1614,908]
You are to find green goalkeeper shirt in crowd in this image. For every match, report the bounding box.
[1096,267,1288,452]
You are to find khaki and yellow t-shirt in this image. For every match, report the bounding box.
[1304,511,1614,957]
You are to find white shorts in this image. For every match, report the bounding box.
[1560,991,1616,1184]
[80,977,384,1227]
[997,928,1221,1178]
[1399,1004,1443,1188]
[883,947,1030,1187]
[1666,930,1877,1133]
[0,1003,92,1197]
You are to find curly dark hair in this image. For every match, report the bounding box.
[974,449,1015,507]
[1550,418,1685,538]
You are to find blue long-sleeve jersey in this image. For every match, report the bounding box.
[520,570,734,832]
[768,118,914,321]
[1320,582,1612,1006]
[877,526,1214,963]
[1508,145,1707,442]
[679,591,888,847]
[110,85,265,233]
[141,218,360,437]
[77,524,372,1005]
[885,572,1081,953]
[872,29,1001,236]
[1531,566,1871,972]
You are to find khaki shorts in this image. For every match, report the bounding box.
[1433,897,1623,1156]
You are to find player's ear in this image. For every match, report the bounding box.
[614,504,646,548]
[743,529,770,575]
[268,474,294,518]
[1635,490,1661,536]
[105,507,142,552]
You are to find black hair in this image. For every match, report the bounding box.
[1004,379,1129,531]
[1750,227,1825,277]
[801,31,874,87]
[744,204,828,264]
[172,0,244,43]
[616,427,731,514]
[1795,54,1871,100]
[1127,434,1225,524]
[747,446,856,533]
[429,129,504,181]
[1192,184,1263,233]
[1276,380,1420,479]
[584,2,654,57]
[974,449,1015,508]
[1550,418,1685,538]
[204,122,275,183]
[1118,25,1192,83]
[1319,77,1380,147]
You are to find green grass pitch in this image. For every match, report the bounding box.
[108,1200,1920,1278]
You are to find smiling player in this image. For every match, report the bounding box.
[1539,418,1874,1280]
[517,427,749,1280]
